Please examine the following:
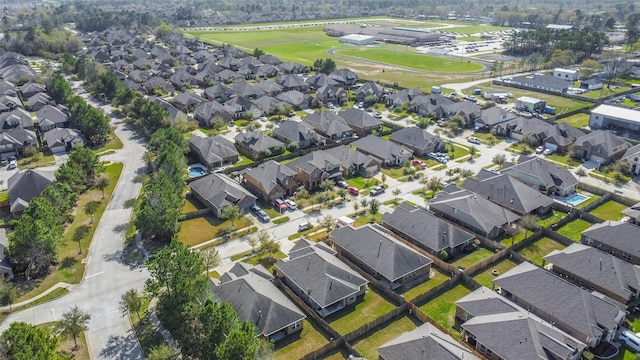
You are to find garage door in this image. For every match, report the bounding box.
[543,142,558,151]
[51,146,67,155]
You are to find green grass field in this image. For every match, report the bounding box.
[518,237,566,266]
[336,47,484,73]
[274,319,330,360]
[472,259,518,288]
[352,316,420,360]
[326,288,396,335]
[589,200,627,221]
[556,113,591,128]
[418,284,473,337]
[555,219,592,242]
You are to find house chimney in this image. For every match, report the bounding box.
[377,240,382,258]
[600,258,602,271]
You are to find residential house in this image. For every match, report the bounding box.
[580,78,603,91]
[43,128,84,154]
[128,69,150,83]
[324,145,380,177]
[189,135,239,168]
[142,76,173,94]
[241,160,297,202]
[501,157,579,197]
[224,96,262,119]
[329,68,359,88]
[277,74,307,92]
[338,108,382,137]
[256,64,279,79]
[382,202,476,257]
[428,186,520,239]
[215,69,238,84]
[172,92,206,112]
[278,61,306,74]
[622,143,640,176]
[622,202,640,223]
[274,240,369,317]
[456,287,586,360]
[508,75,571,93]
[272,121,322,149]
[445,100,483,128]
[232,80,265,100]
[355,82,384,102]
[258,54,282,66]
[194,101,234,127]
[234,131,284,159]
[19,82,46,99]
[573,130,631,164]
[0,128,36,159]
[589,104,640,131]
[26,92,51,112]
[285,150,342,190]
[460,171,553,216]
[543,243,640,305]
[475,106,517,130]
[255,79,284,97]
[211,263,306,342]
[331,224,433,290]
[305,73,338,90]
[254,96,288,116]
[378,322,479,360]
[149,97,189,125]
[388,126,445,156]
[0,81,15,97]
[582,221,640,266]
[351,136,413,167]
[8,169,55,216]
[203,83,234,103]
[303,111,354,141]
[409,94,452,117]
[276,90,316,110]
[189,173,256,218]
[386,88,424,108]
[542,123,586,153]
[37,105,71,131]
[169,69,196,89]
[0,96,22,110]
[493,262,627,347]
[316,84,347,105]
[0,108,31,130]
[494,116,552,140]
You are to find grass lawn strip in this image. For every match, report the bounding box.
[326,287,395,335]
[517,237,566,266]
[352,316,419,360]
[177,215,252,247]
[472,259,518,288]
[589,200,627,221]
[243,250,287,272]
[37,322,90,360]
[398,268,451,302]
[273,319,330,360]
[555,219,592,242]
[130,297,166,356]
[450,247,494,269]
[15,163,122,302]
[419,284,473,337]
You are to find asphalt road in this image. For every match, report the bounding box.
[0,84,148,360]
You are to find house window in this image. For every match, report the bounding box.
[623,252,633,262]
[292,321,300,330]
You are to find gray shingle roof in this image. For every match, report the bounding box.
[273,121,321,144]
[382,202,475,252]
[331,224,432,282]
[544,243,640,302]
[351,135,413,162]
[275,241,368,309]
[36,105,70,126]
[241,160,296,195]
[502,157,578,191]
[8,169,55,213]
[388,126,442,153]
[324,145,380,172]
[493,263,627,344]
[212,264,306,337]
[461,173,553,215]
[582,221,640,259]
[285,150,341,177]
[511,74,571,91]
[303,111,352,137]
[378,322,479,360]
[189,135,238,165]
[574,130,631,158]
[234,130,284,153]
[190,173,256,212]
[338,108,382,130]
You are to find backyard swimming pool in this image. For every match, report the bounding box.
[188,165,207,178]
[561,193,589,207]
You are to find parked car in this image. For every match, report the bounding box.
[298,222,313,232]
[284,199,296,210]
[0,158,7,166]
[256,210,270,222]
[274,199,288,211]
[373,112,383,119]
[348,186,360,195]
[370,186,385,196]
[337,180,349,188]
[251,204,262,214]
[467,137,481,144]
[535,146,544,154]
[543,148,554,156]
[411,159,426,168]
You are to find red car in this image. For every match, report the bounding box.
[348,186,360,195]
[412,159,426,168]
[274,199,288,211]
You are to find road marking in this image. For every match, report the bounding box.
[85,271,104,279]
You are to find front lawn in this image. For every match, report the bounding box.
[273,319,330,360]
[353,212,383,227]
[177,215,252,247]
[517,237,566,266]
[555,219,592,242]
[398,268,451,302]
[418,284,473,338]
[37,322,90,360]
[381,166,407,179]
[326,288,396,336]
[589,200,627,221]
[243,250,287,272]
[472,259,518,288]
[450,247,495,270]
[544,152,582,167]
[345,176,379,189]
[352,316,420,360]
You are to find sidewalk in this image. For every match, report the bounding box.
[0,282,77,311]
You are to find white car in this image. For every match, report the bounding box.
[284,199,296,210]
[543,148,554,156]
[535,146,544,154]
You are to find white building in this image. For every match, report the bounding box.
[590,104,640,131]
[515,96,546,112]
[553,68,579,81]
[339,34,379,45]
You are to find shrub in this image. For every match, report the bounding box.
[440,250,449,260]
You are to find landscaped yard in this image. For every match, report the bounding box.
[556,113,590,128]
[576,192,600,209]
[243,250,287,272]
[381,166,408,179]
[538,210,566,228]
[555,219,592,242]
[418,284,473,337]
[326,288,396,336]
[544,152,582,167]
[182,193,207,213]
[398,268,451,302]
[177,214,252,247]
[352,315,420,360]
[499,229,527,247]
[274,319,330,360]
[472,259,518,288]
[353,212,383,227]
[589,200,627,221]
[345,176,379,189]
[470,132,503,145]
[517,237,566,266]
[37,322,90,360]
[450,247,495,270]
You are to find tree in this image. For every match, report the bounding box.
[419,175,429,193]
[220,205,242,226]
[320,179,335,194]
[135,173,183,242]
[0,322,63,360]
[253,48,265,58]
[260,237,280,261]
[72,225,89,254]
[214,321,272,360]
[247,234,259,253]
[427,177,443,198]
[445,168,456,183]
[492,153,507,169]
[200,247,221,274]
[83,200,100,224]
[368,199,380,222]
[580,59,603,80]
[469,145,477,159]
[319,214,336,241]
[95,176,109,199]
[520,215,540,238]
[295,185,309,200]
[145,241,208,300]
[576,167,587,178]
[147,343,178,360]
[392,188,401,204]
[381,173,387,186]
[120,289,143,319]
[360,198,369,213]
[0,280,17,311]
[59,306,90,350]
[440,250,449,260]
[353,201,360,215]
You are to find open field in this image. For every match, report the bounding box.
[557,113,591,128]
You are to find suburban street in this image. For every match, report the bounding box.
[0,84,148,359]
